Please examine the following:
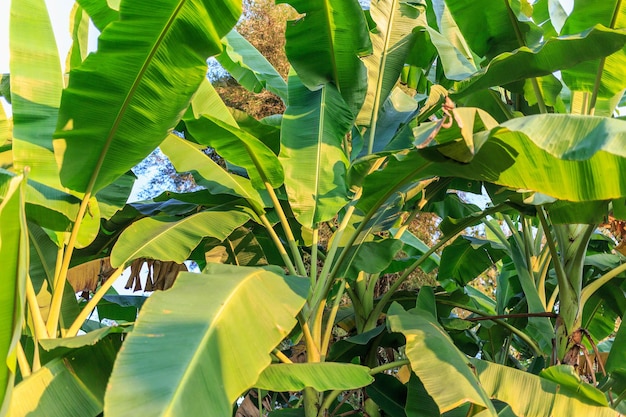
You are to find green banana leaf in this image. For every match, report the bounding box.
[405,373,439,417]
[358,87,418,156]
[277,0,371,113]
[280,76,352,227]
[386,229,440,275]
[471,359,618,417]
[217,29,288,100]
[560,0,626,99]
[387,303,497,416]
[532,0,566,38]
[39,326,125,360]
[606,314,626,373]
[255,363,373,391]
[104,265,308,416]
[444,0,538,60]
[356,0,426,128]
[438,236,507,291]
[0,175,27,416]
[427,1,476,70]
[0,106,10,149]
[76,0,119,32]
[65,4,90,72]
[183,113,284,189]
[452,25,626,98]
[215,226,269,267]
[110,204,254,267]
[419,26,475,82]
[365,373,407,417]
[10,338,119,417]
[95,172,136,220]
[160,133,268,212]
[187,78,237,125]
[337,238,404,281]
[55,0,241,194]
[9,0,64,189]
[22,179,79,232]
[361,114,626,214]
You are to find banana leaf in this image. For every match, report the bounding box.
[55,0,241,194]
[104,265,308,416]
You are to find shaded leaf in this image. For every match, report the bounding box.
[439,236,506,291]
[184,113,284,189]
[10,338,119,417]
[357,0,426,128]
[10,0,63,188]
[560,1,626,99]
[160,133,267,212]
[387,303,496,415]
[366,373,407,417]
[452,26,626,98]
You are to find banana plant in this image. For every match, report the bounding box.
[3,0,626,416]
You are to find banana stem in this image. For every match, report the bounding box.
[264,183,307,276]
[16,341,31,378]
[259,214,297,275]
[580,261,626,306]
[320,279,346,360]
[47,192,93,337]
[26,275,49,340]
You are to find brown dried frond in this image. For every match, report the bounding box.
[124,258,188,292]
[68,257,114,293]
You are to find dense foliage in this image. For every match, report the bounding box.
[1,0,626,416]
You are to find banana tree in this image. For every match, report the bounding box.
[3,0,626,416]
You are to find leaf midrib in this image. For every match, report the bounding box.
[85,0,187,196]
[161,269,270,415]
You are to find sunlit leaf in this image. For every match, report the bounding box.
[54,0,242,193]
[105,265,308,416]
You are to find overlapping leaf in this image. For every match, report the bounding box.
[0,175,27,416]
[444,0,538,60]
[217,29,288,100]
[110,204,254,267]
[361,114,626,213]
[452,25,626,98]
[357,0,426,128]
[472,360,617,417]
[160,133,268,212]
[184,114,284,189]
[561,0,626,100]
[279,76,352,227]
[54,0,242,193]
[10,339,119,417]
[387,303,497,416]
[255,363,373,391]
[104,266,308,416]
[277,0,371,112]
[10,0,63,189]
